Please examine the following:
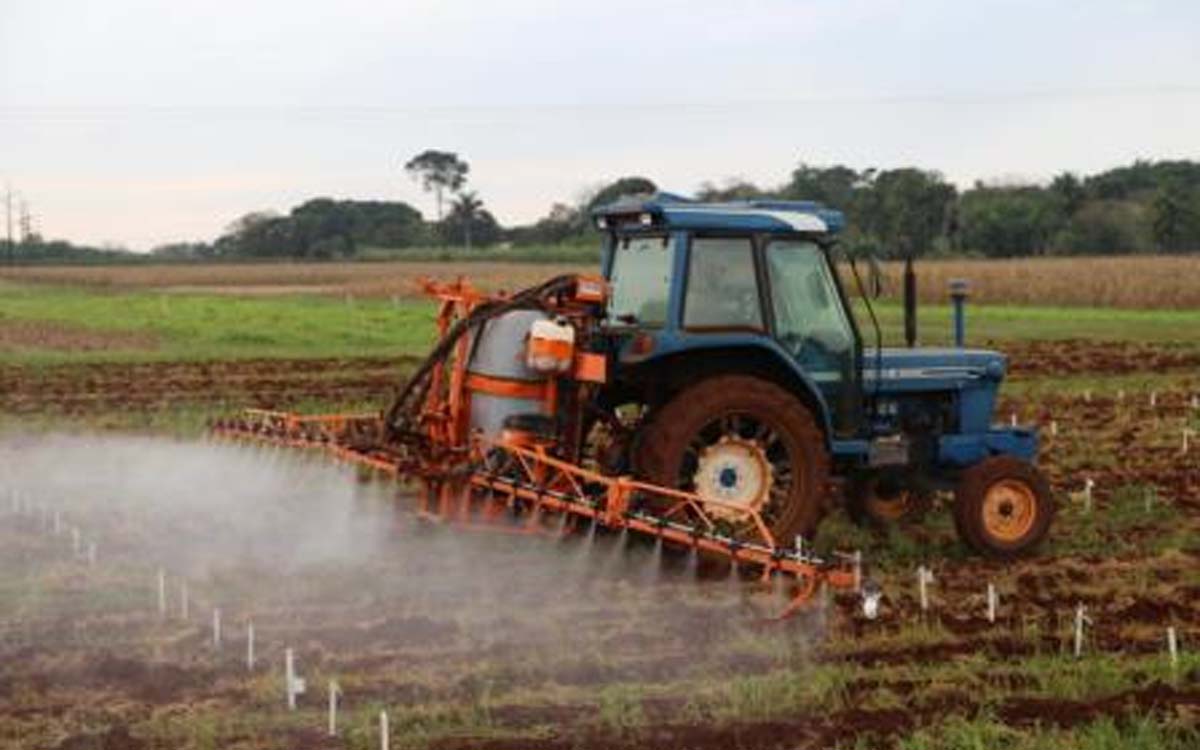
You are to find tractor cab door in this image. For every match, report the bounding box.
[762,239,862,436]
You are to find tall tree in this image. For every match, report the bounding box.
[1150,182,1193,252]
[403,150,469,221]
[871,169,957,258]
[447,191,484,249]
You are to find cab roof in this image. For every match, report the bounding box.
[593,192,845,235]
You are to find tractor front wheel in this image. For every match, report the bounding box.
[953,456,1054,558]
[638,375,830,547]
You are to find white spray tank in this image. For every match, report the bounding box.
[466,310,551,438]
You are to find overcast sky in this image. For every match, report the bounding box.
[2,0,1198,250]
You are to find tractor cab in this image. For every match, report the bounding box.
[592,194,1051,558]
[596,194,861,434]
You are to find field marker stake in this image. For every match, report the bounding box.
[53,510,61,536]
[1191,395,1198,410]
[212,608,222,650]
[285,648,306,710]
[328,681,340,736]
[246,622,255,671]
[861,581,882,621]
[1010,412,1017,428]
[853,550,862,593]
[917,566,934,612]
[1183,429,1193,455]
[1074,603,1091,658]
[1118,389,1125,402]
[180,582,189,620]
[987,583,997,624]
[87,542,96,567]
[1083,479,1094,513]
[1084,390,1091,403]
[1050,420,1058,437]
[1168,627,1178,669]
[71,527,81,557]
[380,710,390,750]
[157,569,167,618]
[1150,391,1157,408]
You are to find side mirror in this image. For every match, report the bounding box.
[866,254,885,300]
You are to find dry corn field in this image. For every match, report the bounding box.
[4,255,1200,308]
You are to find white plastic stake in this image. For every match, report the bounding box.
[157,569,167,618]
[328,681,340,736]
[1168,627,1179,668]
[246,622,255,671]
[1150,391,1157,408]
[53,510,62,536]
[861,581,882,621]
[180,582,189,620]
[1074,603,1089,658]
[1084,390,1091,403]
[87,542,96,567]
[1183,429,1193,455]
[380,710,390,750]
[1083,478,1094,513]
[987,582,997,624]
[1050,420,1058,437]
[71,527,81,557]
[212,608,222,650]
[917,566,934,612]
[1010,412,1018,428]
[1191,395,1199,410]
[285,648,306,710]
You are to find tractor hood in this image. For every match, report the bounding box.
[864,347,1007,393]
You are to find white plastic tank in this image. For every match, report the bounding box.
[467,310,550,438]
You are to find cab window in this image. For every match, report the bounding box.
[765,240,855,386]
[683,237,763,329]
[607,235,673,326]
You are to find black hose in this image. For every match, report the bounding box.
[383,275,580,442]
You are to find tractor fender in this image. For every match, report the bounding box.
[619,336,835,444]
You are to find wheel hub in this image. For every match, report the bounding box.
[693,436,773,521]
[982,479,1037,542]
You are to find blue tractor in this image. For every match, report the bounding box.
[590,194,1054,557]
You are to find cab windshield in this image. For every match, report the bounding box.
[606,235,673,326]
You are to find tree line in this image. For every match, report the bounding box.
[171,156,1200,260]
[6,155,1200,264]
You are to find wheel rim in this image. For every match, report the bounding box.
[680,412,796,532]
[692,436,773,520]
[982,479,1037,542]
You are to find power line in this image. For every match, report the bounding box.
[2,84,1199,122]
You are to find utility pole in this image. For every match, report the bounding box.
[18,198,32,244]
[4,184,12,265]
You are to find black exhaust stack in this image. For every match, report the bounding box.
[903,256,917,348]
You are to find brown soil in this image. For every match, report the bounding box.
[0,320,159,354]
[0,356,419,415]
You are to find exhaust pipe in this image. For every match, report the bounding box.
[903,256,917,348]
[949,278,970,348]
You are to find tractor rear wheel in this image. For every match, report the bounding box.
[638,375,830,546]
[953,456,1054,558]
